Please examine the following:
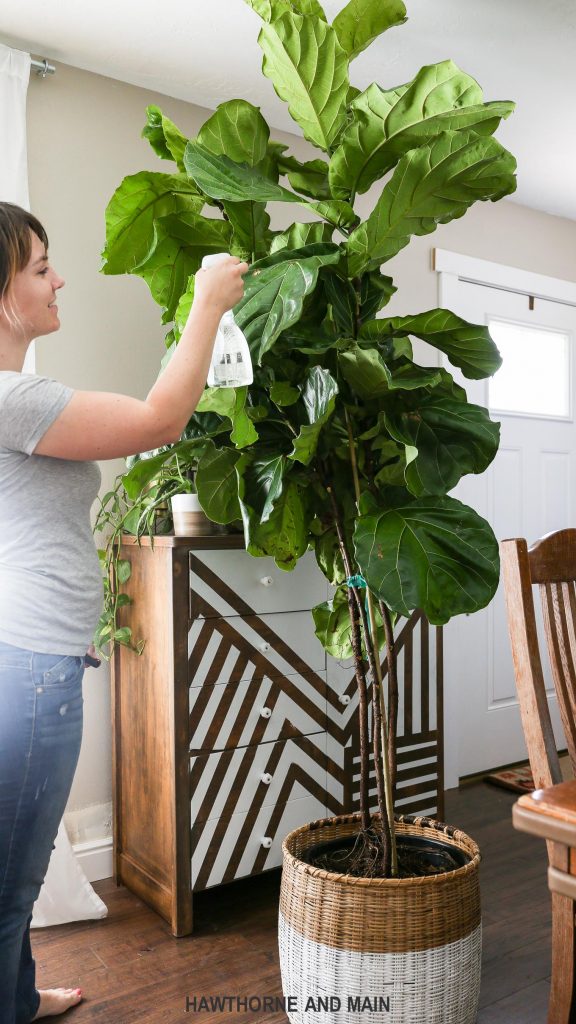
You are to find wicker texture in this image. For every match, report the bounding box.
[279,814,481,1024]
[279,914,482,1024]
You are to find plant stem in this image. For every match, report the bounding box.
[345,587,371,831]
[366,590,397,877]
[324,483,370,830]
[344,407,396,876]
[380,600,399,799]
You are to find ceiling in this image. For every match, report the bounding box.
[2,0,575,221]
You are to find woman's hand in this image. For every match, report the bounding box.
[84,644,101,668]
[193,256,249,317]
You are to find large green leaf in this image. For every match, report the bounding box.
[270,381,301,405]
[333,0,407,61]
[258,12,349,151]
[353,494,500,623]
[360,269,396,321]
[384,396,500,495]
[236,452,288,523]
[373,447,408,488]
[198,100,270,166]
[313,586,385,658]
[314,527,346,586]
[345,130,517,275]
[277,154,331,199]
[184,140,296,202]
[289,366,339,464]
[223,201,271,261]
[131,221,192,319]
[313,587,355,659]
[237,476,309,570]
[142,106,188,171]
[132,210,232,317]
[270,220,333,252]
[173,274,195,336]
[195,443,242,523]
[324,274,356,336]
[360,309,502,379]
[235,244,341,361]
[196,387,259,448]
[196,100,273,259]
[101,172,203,275]
[307,198,358,228]
[244,0,326,20]
[184,141,355,226]
[338,343,442,398]
[329,62,514,198]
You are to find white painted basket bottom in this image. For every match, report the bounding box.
[279,912,482,1024]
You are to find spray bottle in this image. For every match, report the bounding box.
[201,252,253,388]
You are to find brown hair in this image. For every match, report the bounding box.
[0,202,49,301]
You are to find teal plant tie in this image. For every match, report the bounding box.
[345,574,370,614]
[346,574,366,589]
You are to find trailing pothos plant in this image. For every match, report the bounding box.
[97,0,516,876]
[93,439,206,655]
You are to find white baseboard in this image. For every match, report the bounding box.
[72,836,113,882]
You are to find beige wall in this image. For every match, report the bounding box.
[25,61,576,827]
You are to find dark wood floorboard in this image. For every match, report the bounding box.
[29,782,551,1023]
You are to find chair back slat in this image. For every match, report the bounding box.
[539,580,576,772]
[501,537,562,790]
[528,527,576,584]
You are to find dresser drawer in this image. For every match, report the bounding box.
[187,610,326,687]
[189,673,327,753]
[191,793,326,891]
[189,549,327,617]
[190,733,328,823]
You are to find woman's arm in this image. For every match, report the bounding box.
[33,257,248,461]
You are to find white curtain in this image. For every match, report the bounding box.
[0,44,33,373]
[0,42,107,927]
[0,45,30,206]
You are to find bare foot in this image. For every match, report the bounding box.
[31,988,83,1019]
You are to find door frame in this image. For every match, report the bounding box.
[433,248,576,788]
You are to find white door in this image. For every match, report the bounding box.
[438,267,576,783]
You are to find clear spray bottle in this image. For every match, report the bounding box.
[201,252,253,388]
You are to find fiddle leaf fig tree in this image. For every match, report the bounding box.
[99,0,515,877]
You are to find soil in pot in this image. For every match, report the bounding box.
[301,827,469,878]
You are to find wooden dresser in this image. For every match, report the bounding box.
[112,534,444,935]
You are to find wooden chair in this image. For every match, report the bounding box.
[502,529,576,1024]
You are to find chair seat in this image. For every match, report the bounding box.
[514,781,576,901]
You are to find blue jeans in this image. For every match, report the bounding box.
[0,640,85,1024]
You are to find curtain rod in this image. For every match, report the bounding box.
[31,58,55,78]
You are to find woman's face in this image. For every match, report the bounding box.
[5,230,65,340]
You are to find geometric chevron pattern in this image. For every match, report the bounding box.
[188,552,443,892]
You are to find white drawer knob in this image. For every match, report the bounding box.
[260,772,272,785]
[260,706,272,719]
[261,836,273,848]
[339,694,351,706]
[260,575,274,587]
[259,641,270,653]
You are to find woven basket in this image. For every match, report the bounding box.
[279,813,481,1024]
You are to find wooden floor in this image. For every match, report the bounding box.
[31,782,551,1023]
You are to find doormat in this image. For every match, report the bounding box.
[485,756,571,794]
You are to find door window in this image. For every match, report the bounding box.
[488,317,571,419]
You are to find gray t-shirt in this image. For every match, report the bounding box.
[0,371,103,655]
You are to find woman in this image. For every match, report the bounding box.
[0,201,247,1022]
